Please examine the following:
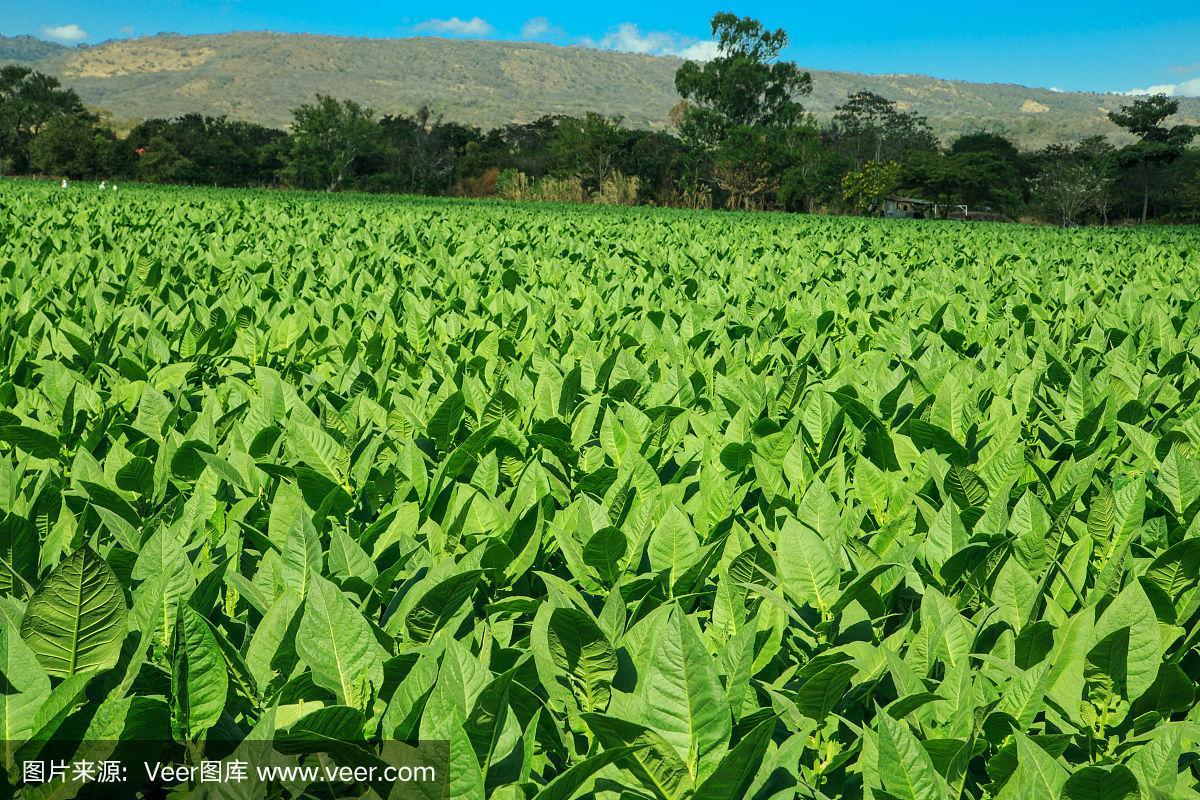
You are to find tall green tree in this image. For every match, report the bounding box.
[674,13,812,208]
[550,112,626,190]
[1178,173,1200,221]
[128,115,286,186]
[831,91,937,166]
[842,160,901,214]
[287,95,381,192]
[372,106,486,194]
[0,66,88,174]
[674,13,811,148]
[1030,138,1115,224]
[135,135,197,184]
[28,114,120,179]
[946,132,1026,213]
[901,151,959,211]
[711,126,790,209]
[1107,95,1198,223]
[779,124,846,212]
[1031,155,1106,225]
[620,129,687,204]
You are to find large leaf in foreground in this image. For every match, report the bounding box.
[634,606,731,784]
[1,620,50,759]
[296,573,385,709]
[170,603,229,741]
[546,605,617,713]
[19,546,128,678]
[874,710,953,800]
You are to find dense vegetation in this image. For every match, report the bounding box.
[2,15,1199,224]
[2,180,1200,799]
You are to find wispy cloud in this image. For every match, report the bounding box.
[582,23,720,61]
[675,40,721,61]
[412,16,494,37]
[520,17,564,41]
[1122,77,1200,98]
[41,23,88,42]
[1168,62,1200,76]
[520,16,571,42]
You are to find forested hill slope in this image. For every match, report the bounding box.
[4,32,1197,147]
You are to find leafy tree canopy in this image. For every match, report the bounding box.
[674,13,811,147]
[831,90,937,166]
[1107,95,1199,221]
[287,94,381,191]
[0,66,88,173]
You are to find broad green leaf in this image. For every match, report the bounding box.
[1061,765,1138,800]
[296,574,385,709]
[463,665,520,786]
[531,745,643,800]
[275,704,366,754]
[0,514,37,596]
[647,505,701,589]
[1,619,50,762]
[288,421,347,485]
[945,465,989,508]
[996,732,1068,800]
[1089,580,1160,701]
[245,588,302,695]
[546,606,617,712]
[874,711,952,800]
[131,526,195,648]
[170,603,229,741]
[777,517,839,616]
[1128,723,1184,796]
[795,662,858,722]
[20,546,128,678]
[693,714,775,800]
[584,713,694,800]
[634,606,731,784]
[428,391,467,451]
[405,569,482,643]
[0,425,60,460]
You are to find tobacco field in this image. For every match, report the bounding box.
[2,179,1200,799]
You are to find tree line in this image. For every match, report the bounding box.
[2,13,1198,224]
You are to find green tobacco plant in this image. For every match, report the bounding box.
[0,179,1199,799]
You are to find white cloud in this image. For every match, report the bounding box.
[583,22,720,61]
[1122,77,1200,97]
[521,17,561,40]
[676,40,721,61]
[41,23,88,42]
[413,16,494,37]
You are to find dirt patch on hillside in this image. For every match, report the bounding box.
[62,41,216,77]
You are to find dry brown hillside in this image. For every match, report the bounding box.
[5,32,1198,148]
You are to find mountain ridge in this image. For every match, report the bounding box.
[3,31,1198,149]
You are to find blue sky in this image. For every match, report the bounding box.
[6,2,1200,96]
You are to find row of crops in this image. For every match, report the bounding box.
[1,180,1200,799]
